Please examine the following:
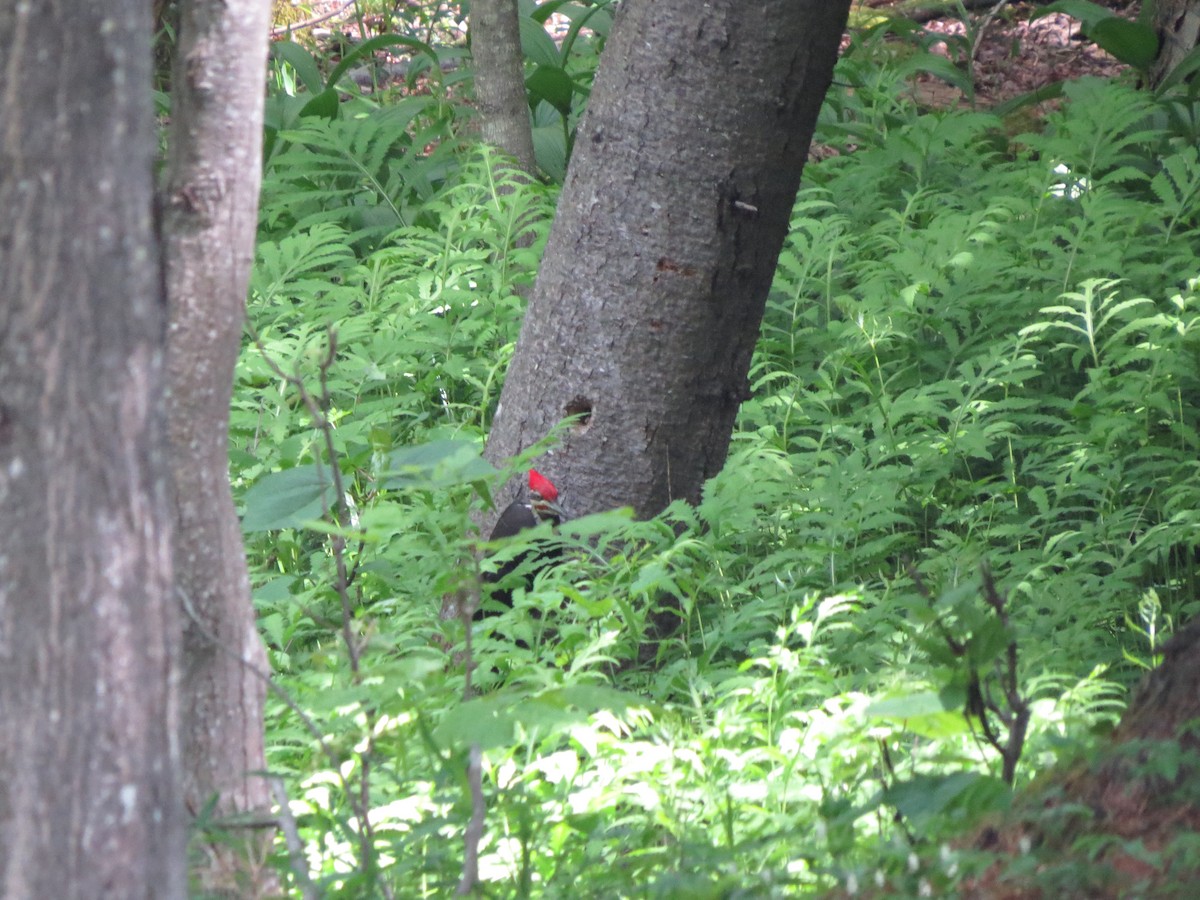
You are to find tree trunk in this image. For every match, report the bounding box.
[0,2,184,897]
[484,0,851,523]
[971,618,1200,892]
[470,0,538,174]
[1066,617,1200,812]
[1148,0,1200,88]
[161,0,275,892]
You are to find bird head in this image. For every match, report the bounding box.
[528,468,565,523]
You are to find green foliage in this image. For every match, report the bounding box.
[1036,2,1159,72]
[238,50,1200,898]
[517,0,615,180]
[260,97,466,246]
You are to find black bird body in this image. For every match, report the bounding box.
[479,469,564,615]
[489,499,543,542]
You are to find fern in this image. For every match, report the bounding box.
[239,47,1200,896]
[260,97,465,246]
[1149,143,1200,240]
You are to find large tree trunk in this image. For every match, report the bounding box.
[161,0,274,892]
[483,0,851,524]
[470,0,538,174]
[1148,0,1200,88]
[0,2,184,897]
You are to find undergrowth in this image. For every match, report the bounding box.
[236,60,1200,897]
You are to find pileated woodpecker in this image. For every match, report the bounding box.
[479,468,565,615]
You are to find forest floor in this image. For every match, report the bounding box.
[273,1,1139,107]
[898,0,1137,108]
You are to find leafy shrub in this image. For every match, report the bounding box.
[240,64,1200,896]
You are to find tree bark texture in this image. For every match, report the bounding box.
[1149,0,1200,87]
[0,3,184,897]
[161,0,274,891]
[484,0,851,523]
[471,0,538,174]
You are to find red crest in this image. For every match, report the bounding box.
[528,469,558,502]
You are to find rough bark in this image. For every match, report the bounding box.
[160,0,275,892]
[0,2,184,897]
[470,0,538,174]
[1148,0,1200,88]
[484,0,851,523]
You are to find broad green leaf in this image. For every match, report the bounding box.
[241,463,334,532]
[527,65,576,116]
[531,123,568,181]
[382,438,497,489]
[1089,18,1159,70]
[326,34,439,89]
[884,772,1010,829]
[897,53,973,99]
[1032,0,1114,29]
[298,87,339,121]
[866,690,954,719]
[966,618,1012,668]
[271,41,326,94]
[434,696,517,749]
[1156,44,1200,95]
[518,15,562,67]
[528,0,576,23]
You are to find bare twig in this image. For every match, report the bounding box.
[270,777,321,900]
[981,562,1031,784]
[246,324,394,898]
[451,550,489,890]
[907,560,1031,785]
[970,0,1012,61]
[271,0,357,38]
[457,743,485,894]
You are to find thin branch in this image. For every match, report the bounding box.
[457,743,485,895]
[178,586,342,786]
[908,560,1031,785]
[971,0,1011,61]
[456,553,486,890]
[245,324,394,897]
[269,778,321,900]
[981,563,1031,784]
[271,0,357,38]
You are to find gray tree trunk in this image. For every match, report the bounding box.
[471,0,538,174]
[0,2,184,897]
[160,0,275,892]
[484,0,851,523]
[1149,0,1200,88]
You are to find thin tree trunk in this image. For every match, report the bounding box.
[1148,0,1200,88]
[0,2,184,896]
[484,0,851,522]
[470,0,538,174]
[160,0,275,892]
